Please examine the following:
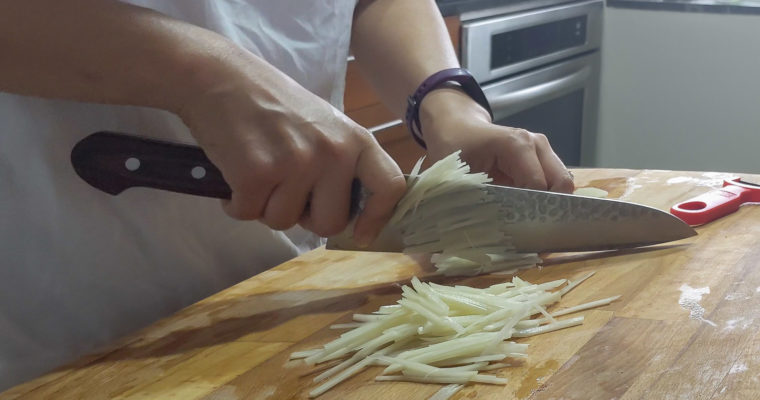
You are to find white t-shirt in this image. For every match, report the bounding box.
[0,0,357,390]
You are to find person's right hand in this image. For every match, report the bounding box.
[175,46,406,246]
[0,0,402,245]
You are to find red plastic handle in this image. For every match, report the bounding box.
[670,178,760,225]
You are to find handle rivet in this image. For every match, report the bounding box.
[191,166,206,179]
[125,157,140,171]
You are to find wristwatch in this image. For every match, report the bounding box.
[404,68,493,149]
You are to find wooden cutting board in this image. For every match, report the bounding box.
[4,168,760,400]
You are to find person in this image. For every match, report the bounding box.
[0,0,574,390]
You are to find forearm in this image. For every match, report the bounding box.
[351,0,489,129]
[0,0,264,113]
[352,0,572,193]
[0,0,407,240]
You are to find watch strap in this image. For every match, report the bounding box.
[404,68,493,148]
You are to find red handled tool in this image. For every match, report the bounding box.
[671,178,760,226]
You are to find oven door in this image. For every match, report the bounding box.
[482,52,600,167]
[462,0,602,84]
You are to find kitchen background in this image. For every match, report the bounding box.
[598,7,760,174]
[425,0,760,175]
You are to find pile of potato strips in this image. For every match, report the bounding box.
[291,272,619,398]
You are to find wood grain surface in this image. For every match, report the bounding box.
[3,168,760,400]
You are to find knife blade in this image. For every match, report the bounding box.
[71,131,696,254]
[326,183,697,253]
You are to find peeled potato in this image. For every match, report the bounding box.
[573,187,609,198]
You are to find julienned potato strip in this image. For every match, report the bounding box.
[289,152,619,398]
[392,152,542,277]
[292,273,617,398]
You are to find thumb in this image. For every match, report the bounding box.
[352,141,406,246]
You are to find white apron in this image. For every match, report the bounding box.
[0,0,357,389]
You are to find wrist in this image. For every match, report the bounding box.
[418,87,492,138]
[170,38,295,134]
[164,38,247,115]
[405,68,492,148]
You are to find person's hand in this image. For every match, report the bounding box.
[418,87,575,193]
[174,47,406,245]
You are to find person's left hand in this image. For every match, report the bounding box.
[418,87,575,193]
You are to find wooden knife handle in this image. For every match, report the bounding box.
[71,131,232,198]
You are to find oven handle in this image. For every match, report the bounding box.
[488,66,590,117]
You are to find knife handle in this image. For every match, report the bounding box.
[670,178,760,226]
[71,131,232,198]
[71,131,364,218]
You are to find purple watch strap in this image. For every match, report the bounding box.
[404,68,493,149]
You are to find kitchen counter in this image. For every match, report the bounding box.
[4,168,760,399]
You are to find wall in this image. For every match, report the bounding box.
[596,7,760,174]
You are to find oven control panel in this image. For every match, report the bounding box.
[490,16,587,70]
[462,0,602,84]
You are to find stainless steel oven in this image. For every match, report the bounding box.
[461,0,603,166]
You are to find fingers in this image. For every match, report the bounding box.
[352,140,406,247]
[487,169,514,187]
[221,189,273,221]
[217,127,403,242]
[261,179,314,230]
[487,127,573,193]
[496,128,548,190]
[216,142,315,229]
[181,64,403,237]
[305,166,354,237]
[533,134,575,193]
[219,154,277,221]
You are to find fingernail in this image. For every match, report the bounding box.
[354,231,371,248]
[355,224,380,248]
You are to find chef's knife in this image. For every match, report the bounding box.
[71,131,697,253]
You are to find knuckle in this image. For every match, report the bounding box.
[514,130,536,147]
[317,134,354,166]
[232,151,280,187]
[512,128,532,139]
[278,144,313,174]
[388,173,408,198]
[534,133,550,145]
[228,209,260,221]
[497,128,535,153]
[350,126,376,148]
[231,173,271,200]
[526,176,548,190]
[366,174,406,218]
[262,214,299,231]
[287,153,311,175]
[554,174,575,193]
[252,153,278,174]
[261,197,307,231]
[312,218,348,237]
[223,199,262,221]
